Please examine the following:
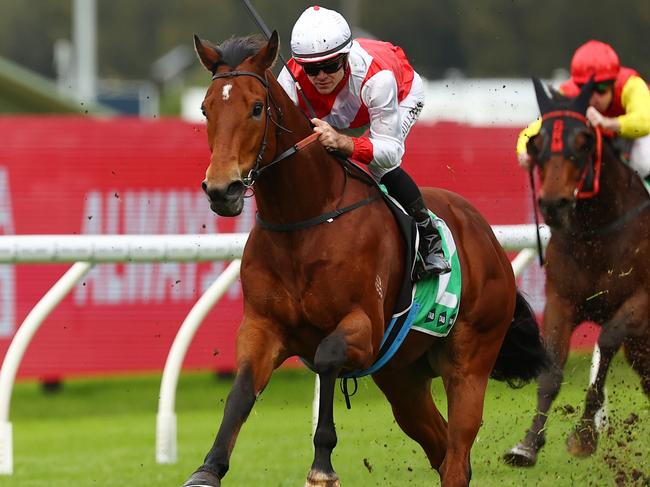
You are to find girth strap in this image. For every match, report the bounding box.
[256,194,381,232]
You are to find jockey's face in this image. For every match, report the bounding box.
[588,82,614,112]
[302,56,346,95]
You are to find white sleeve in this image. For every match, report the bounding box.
[360,70,405,167]
[277,67,299,105]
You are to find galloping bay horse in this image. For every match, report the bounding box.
[185,32,547,487]
[505,79,650,466]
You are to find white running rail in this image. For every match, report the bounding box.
[0,234,248,475]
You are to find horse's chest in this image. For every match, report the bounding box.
[549,252,643,322]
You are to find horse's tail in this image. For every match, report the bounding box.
[490,291,549,388]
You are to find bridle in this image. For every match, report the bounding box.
[209,69,380,232]
[210,70,316,187]
[537,109,650,237]
[539,110,603,199]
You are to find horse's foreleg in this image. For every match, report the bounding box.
[504,293,574,467]
[183,319,286,487]
[623,323,650,398]
[568,291,647,458]
[306,309,373,487]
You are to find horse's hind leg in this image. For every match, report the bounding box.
[567,292,646,458]
[440,316,514,487]
[373,357,449,473]
[441,365,489,487]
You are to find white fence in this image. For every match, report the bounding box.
[0,224,603,476]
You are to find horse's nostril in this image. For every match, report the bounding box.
[201,181,208,194]
[226,180,245,197]
[556,198,571,209]
[539,197,571,212]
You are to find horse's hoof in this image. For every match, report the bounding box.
[503,443,537,467]
[566,423,598,458]
[182,468,221,487]
[305,469,341,487]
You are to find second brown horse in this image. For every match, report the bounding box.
[505,79,650,467]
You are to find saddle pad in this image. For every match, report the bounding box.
[411,213,462,337]
[643,177,650,196]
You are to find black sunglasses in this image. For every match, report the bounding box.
[578,81,613,95]
[300,56,346,76]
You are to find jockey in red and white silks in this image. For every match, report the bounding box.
[278,5,450,279]
[278,37,425,180]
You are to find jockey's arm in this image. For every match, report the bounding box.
[351,70,404,165]
[277,67,404,164]
[277,67,355,155]
[617,75,650,139]
[515,118,542,168]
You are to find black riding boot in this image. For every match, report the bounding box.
[380,167,451,281]
[406,196,451,280]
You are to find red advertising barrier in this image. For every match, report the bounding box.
[0,116,591,380]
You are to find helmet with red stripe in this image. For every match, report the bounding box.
[570,40,620,84]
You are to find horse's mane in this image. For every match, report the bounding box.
[210,34,268,69]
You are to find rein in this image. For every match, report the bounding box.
[210,69,380,232]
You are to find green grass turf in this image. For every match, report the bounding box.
[1,352,648,486]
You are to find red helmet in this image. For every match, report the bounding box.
[570,40,620,84]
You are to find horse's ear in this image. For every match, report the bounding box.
[573,76,595,115]
[251,30,279,71]
[194,34,221,72]
[532,77,553,115]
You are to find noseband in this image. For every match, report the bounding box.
[211,70,312,187]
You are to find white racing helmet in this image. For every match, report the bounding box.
[291,6,352,63]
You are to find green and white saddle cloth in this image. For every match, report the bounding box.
[411,212,462,337]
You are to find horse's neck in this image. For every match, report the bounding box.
[253,76,349,223]
[574,145,647,234]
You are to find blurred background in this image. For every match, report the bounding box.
[1,0,648,120]
[0,0,647,378]
[1,4,648,483]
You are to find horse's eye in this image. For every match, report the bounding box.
[571,130,594,156]
[201,105,207,118]
[252,102,264,118]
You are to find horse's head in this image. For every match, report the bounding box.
[528,78,600,229]
[194,32,279,216]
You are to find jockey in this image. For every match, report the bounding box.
[278,5,450,280]
[517,40,650,182]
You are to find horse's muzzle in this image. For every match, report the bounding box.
[202,179,246,216]
[538,197,573,229]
